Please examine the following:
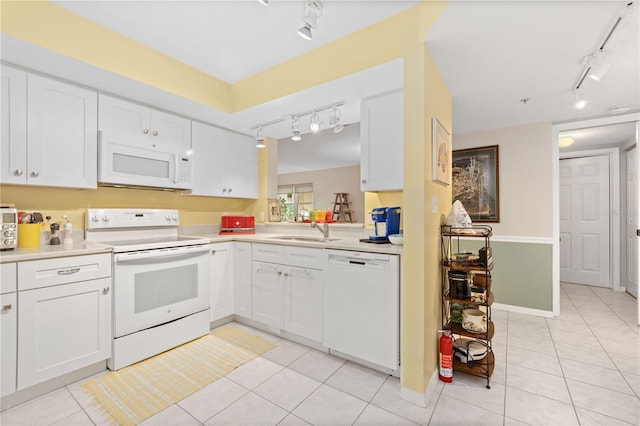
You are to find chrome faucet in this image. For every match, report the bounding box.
[311,221,329,238]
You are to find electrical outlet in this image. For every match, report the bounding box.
[259,212,265,222]
[432,195,438,214]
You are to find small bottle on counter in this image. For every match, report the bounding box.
[62,215,73,245]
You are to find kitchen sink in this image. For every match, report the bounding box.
[268,235,340,242]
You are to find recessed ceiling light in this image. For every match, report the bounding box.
[559,136,575,148]
[574,99,587,110]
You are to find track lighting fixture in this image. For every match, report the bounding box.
[329,107,344,133]
[256,127,265,148]
[250,101,344,143]
[309,112,320,133]
[298,1,323,40]
[291,118,302,141]
[257,0,269,5]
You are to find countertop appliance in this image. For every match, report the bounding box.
[98,134,193,190]
[85,208,211,370]
[368,207,401,242]
[323,249,399,370]
[220,215,255,234]
[0,207,18,250]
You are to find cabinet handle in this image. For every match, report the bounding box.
[57,267,80,275]
[31,171,39,177]
[222,188,227,193]
[102,287,110,295]
[1,304,12,312]
[227,188,232,193]
[14,169,23,176]
[143,129,149,134]
[277,271,282,275]
[211,250,216,255]
[152,131,158,136]
[283,273,289,277]
[361,179,367,184]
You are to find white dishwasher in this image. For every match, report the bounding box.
[323,249,399,370]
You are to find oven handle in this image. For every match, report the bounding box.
[114,245,211,263]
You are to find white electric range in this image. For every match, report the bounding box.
[85,208,212,370]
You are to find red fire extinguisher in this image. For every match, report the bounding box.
[438,330,453,383]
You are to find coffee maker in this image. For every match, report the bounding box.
[368,207,401,242]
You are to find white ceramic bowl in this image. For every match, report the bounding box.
[388,234,403,245]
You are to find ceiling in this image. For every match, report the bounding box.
[3,0,639,167]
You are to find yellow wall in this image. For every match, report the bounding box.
[1,0,452,396]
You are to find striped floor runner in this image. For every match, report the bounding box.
[81,324,275,425]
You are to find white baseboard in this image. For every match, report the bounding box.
[400,369,439,408]
[492,302,554,318]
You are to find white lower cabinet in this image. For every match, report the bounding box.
[284,266,323,342]
[17,277,112,390]
[15,254,112,391]
[251,244,323,341]
[1,262,17,397]
[210,242,234,322]
[233,242,252,318]
[1,292,17,397]
[252,262,285,328]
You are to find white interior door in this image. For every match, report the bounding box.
[627,147,638,298]
[560,155,610,287]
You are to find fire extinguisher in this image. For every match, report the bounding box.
[438,330,453,383]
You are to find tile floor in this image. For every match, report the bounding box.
[1,283,638,425]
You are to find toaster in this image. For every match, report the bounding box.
[220,215,255,234]
[0,207,18,250]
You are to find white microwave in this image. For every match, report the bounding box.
[98,134,192,190]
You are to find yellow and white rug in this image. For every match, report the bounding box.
[81,324,275,426]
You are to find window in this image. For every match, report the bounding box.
[278,184,313,222]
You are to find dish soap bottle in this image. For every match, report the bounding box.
[62,215,73,245]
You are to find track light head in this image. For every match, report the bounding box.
[309,112,320,133]
[297,24,313,40]
[291,117,302,141]
[257,0,269,5]
[256,127,265,148]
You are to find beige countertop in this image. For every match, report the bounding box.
[0,232,402,264]
[0,241,112,263]
[186,232,404,255]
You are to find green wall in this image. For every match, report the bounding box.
[459,240,553,312]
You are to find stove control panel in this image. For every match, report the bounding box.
[86,209,180,229]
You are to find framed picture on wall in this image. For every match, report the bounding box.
[432,117,451,185]
[452,145,500,222]
[268,198,281,222]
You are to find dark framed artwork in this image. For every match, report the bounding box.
[452,145,500,222]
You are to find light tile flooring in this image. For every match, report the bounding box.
[1,283,638,425]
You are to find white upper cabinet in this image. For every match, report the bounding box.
[1,67,98,188]
[98,94,191,148]
[360,89,404,191]
[191,121,258,199]
[1,66,27,185]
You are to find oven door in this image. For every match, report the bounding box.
[112,244,211,338]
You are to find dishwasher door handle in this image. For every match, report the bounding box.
[349,260,366,265]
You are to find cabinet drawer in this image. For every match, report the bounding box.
[1,263,17,294]
[283,246,324,270]
[252,243,284,263]
[18,254,111,291]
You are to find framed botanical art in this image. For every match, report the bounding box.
[452,145,500,222]
[432,117,451,185]
[268,198,281,222]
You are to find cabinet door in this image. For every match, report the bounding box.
[191,121,227,196]
[150,109,191,148]
[1,262,17,294]
[233,242,252,318]
[252,261,284,329]
[1,65,27,184]
[191,121,257,199]
[360,90,403,191]
[17,277,112,390]
[98,94,150,147]
[284,267,322,342]
[223,131,258,199]
[1,293,17,397]
[210,242,234,322]
[27,74,98,188]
